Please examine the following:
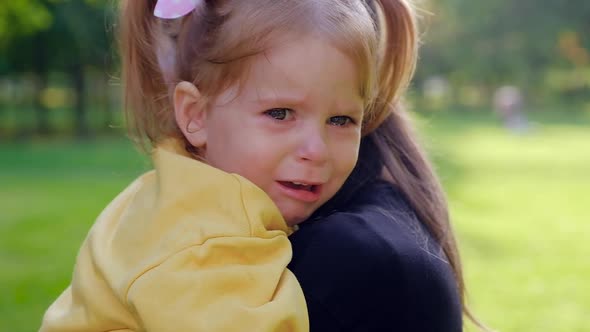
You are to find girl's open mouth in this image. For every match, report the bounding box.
[277,181,322,203]
[278,181,318,193]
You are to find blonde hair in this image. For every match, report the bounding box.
[118,0,485,328]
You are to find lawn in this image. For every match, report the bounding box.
[1,111,589,331]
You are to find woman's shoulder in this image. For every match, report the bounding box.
[290,181,448,276]
[288,181,462,331]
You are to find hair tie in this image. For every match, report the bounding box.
[154,0,202,19]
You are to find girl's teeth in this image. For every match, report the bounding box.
[286,182,313,191]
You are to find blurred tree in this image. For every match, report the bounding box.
[416,0,590,107]
[0,1,53,134]
[0,0,115,137]
[0,1,53,50]
[48,0,115,138]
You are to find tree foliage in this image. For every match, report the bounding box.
[0,0,116,137]
[0,1,53,48]
[0,0,114,75]
[416,0,590,102]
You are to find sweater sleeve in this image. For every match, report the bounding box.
[126,234,307,331]
[40,143,308,332]
[125,166,309,331]
[41,192,307,332]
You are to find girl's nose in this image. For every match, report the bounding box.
[296,126,329,165]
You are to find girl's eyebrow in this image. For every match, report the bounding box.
[252,89,364,115]
[333,96,365,117]
[340,106,364,118]
[252,89,308,106]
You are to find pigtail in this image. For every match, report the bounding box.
[363,0,417,135]
[119,0,179,150]
[369,0,488,329]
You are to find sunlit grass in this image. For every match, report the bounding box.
[419,112,590,332]
[0,138,149,330]
[1,111,589,331]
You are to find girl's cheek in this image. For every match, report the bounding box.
[329,140,359,163]
[330,129,361,150]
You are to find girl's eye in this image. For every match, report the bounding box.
[328,116,354,126]
[264,108,293,121]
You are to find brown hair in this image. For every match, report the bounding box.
[118,0,485,328]
[119,0,376,148]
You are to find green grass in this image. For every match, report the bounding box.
[1,111,589,331]
[419,111,590,331]
[0,138,150,331]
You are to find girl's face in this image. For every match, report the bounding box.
[202,35,363,225]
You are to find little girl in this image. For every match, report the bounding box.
[42,0,479,331]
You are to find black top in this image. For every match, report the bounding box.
[288,180,463,331]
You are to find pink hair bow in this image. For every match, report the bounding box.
[154,0,202,19]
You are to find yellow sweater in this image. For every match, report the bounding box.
[40,140,308,332]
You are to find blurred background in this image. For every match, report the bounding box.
[0,1,589,331]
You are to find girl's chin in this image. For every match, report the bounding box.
[282,210,311,227]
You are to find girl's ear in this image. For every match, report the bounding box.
[174,81,208,149]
